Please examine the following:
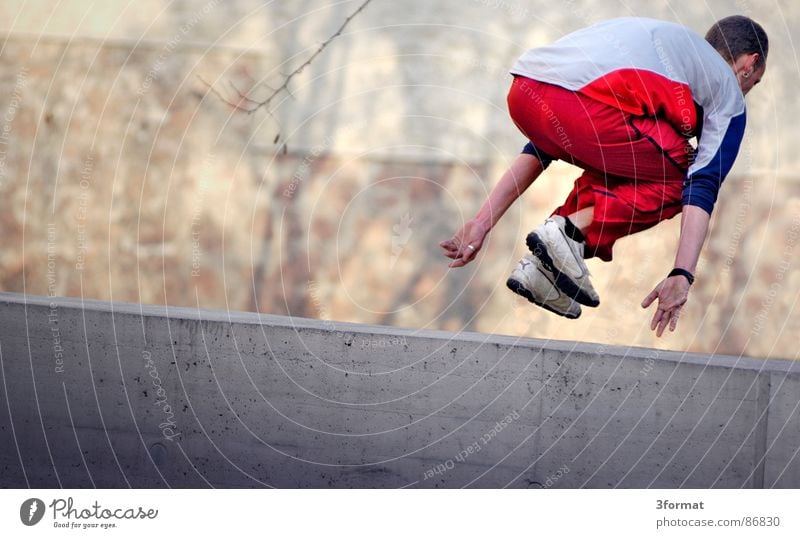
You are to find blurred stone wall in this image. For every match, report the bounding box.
[0,0,798,358]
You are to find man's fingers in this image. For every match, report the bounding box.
[440,240,457,252]
[441,237,464,251]
[658,308,683,337]
[642,288,659,308]
[643,277,686,335]
[440,237,463,261]
[656,311,670,337]
[462,244,480,263]
[669,307,681,332]
[650,308,662,331]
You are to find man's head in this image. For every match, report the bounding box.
[705,15,768,95]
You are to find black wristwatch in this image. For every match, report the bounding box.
[668,267,694,285]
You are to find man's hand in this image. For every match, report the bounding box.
[439,219,489,268]
[641,275,691,336]
[643,205,707,336]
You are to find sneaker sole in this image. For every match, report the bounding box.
[526,232,600,307]
[506,277,580,319]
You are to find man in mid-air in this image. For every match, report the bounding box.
[440,15,768,336]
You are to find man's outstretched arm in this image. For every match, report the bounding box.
[641,204,710,336]
[440,153,544,267]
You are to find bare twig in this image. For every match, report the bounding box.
[228,80,262,107]
[199,0,373,115]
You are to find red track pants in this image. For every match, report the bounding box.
[507,75,693,261]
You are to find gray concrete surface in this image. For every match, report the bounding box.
[1,291,799,488]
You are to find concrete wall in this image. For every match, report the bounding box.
[2,291,799,488]
[0,0,798,360]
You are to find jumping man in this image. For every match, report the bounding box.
[440,16,768,336]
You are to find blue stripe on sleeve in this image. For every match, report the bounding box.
[521,142,555,169]
[682,112,746,215]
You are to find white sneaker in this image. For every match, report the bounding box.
[526,215,600,307]
[506,254,581,319]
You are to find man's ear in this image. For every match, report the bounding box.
[743,52,760,74]
[734,53,759,75]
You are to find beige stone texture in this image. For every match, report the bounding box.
[0,0,797,358]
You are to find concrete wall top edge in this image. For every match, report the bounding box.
[2,292,796,374]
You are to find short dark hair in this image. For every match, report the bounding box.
[705,15,768,68]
